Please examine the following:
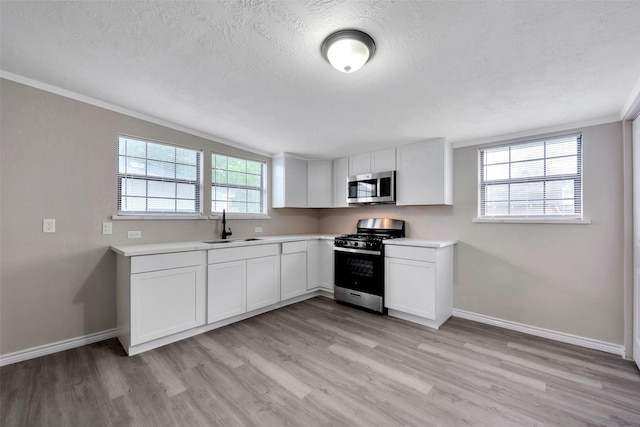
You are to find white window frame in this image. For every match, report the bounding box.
[475,133,590,224]
[115,136,204,219]
[211,153,268,219]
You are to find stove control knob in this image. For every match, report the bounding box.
[354,242,359,247]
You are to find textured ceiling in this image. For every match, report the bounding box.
[2,1,640,158]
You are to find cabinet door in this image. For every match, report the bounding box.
[396,138,452,206]
[307,240,320,290]
[208,260,246,323]
[371,148,396,173]
[131,265,206,345]
[333,157,349,207]
[272,156,308,208]
[281,252,308,299]
[385,258,436,319]
[246,255,280,311]
[349,152,371,176]
[308,160,333,208]
[319,240,335,291]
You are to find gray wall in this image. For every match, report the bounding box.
[319,121,625,345]
[0,79,319,355]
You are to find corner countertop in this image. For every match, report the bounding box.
[383,238,457,248]
[111,234,338,257]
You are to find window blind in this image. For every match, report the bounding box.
[479,134,582,218]
[117,136,202,215]
[212,154,266,214]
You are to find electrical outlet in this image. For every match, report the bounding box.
[43,218,56,233]
[255,227,263,233]
[102,222,113,235]
[128,230,142,239]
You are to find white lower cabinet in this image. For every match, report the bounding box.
[207,244,280,323]
[384,244,453,329]
[307,239,334,292]
[207,260,246,323]
[281,241,308,300]
[117,251,206,352]
[247,255,280,311]
[319,239,334,291]
[115,239,333,356]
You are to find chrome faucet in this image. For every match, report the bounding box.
[221,209,232,239]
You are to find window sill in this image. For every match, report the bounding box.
[209,214,271,220]
[473,217,591,224]
[112,214,207,220]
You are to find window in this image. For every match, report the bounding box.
[479,134,582,219]
[212,154,266,215]
[118,136,202,215]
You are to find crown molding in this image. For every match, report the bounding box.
[451,116,620,149]
[0,70,274,158]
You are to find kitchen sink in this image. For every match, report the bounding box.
[203,238,262,244]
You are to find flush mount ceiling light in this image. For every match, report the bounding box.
[321,29,376,73]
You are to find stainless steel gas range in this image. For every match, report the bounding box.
[333,218,405,313]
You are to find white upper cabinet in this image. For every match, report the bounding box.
[348,148,396,176]
[349,152,372,176]
[272,155,308,208]
[371,148,396,173]
[307,160,333,208]
[396,138,453,206]
[333,156,349,208]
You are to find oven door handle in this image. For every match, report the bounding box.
[333,246,381,256]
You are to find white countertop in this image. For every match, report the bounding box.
[383,238,457,248]
[111,234,457,257]
[111,234,337,257]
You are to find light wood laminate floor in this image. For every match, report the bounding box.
[2,296,639,426]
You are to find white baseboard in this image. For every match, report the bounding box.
[0,328,118,367]
[452,309,625,357]
[4,303,622,366]
[0,291,335,365]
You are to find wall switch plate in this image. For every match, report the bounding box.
[43,219,56,233]
[128,230,142,239]
[255,227,263,233]
[102,222,113,235]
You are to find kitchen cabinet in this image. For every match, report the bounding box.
[371,148,396,173]
[348,148,396,176]
[281,241,308,300]
[207,260,245,323]
[396,138,453,206]
[349,152,372,176]
[384,244,453,329]
[307,239,334,291]
[272,155,308,208]
[333,156,349,207]
[318,239,335,291]
[116,251,206,352]
[307,160,333,208]
[247,255,280,311]
[208,244,280,321]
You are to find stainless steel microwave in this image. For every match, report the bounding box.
[347,171,396,204]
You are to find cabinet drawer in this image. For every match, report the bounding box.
[131,251,205,274]
[282,240,307,254]
[385,245,436,262]
[208,244,279,264]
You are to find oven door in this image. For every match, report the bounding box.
[334,247,384,296]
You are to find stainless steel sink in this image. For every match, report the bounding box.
[203,238,262,244]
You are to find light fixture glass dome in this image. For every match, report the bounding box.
[321,30,376,73]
